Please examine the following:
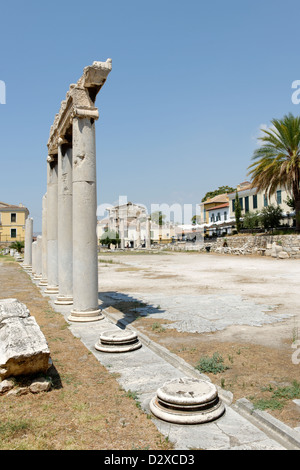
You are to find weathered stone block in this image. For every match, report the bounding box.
[0,299,50,380]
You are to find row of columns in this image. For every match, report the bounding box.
[23,59,112,323]
[24,116,102,322]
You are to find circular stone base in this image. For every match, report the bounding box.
[68,309,104,322]
[95,329,142,353]
[55,295,73,305]
[44,286,59,294]
[38,279,48,286]
[150,377,225,424]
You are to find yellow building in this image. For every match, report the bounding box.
[199,193,229,224]
[0,202,29,243]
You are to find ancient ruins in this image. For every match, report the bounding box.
[37,59,113,322]
[18,59,225,427]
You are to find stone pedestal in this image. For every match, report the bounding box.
[55,143,73,305]
[150,377,225,424]
[68,116,103,322]
[45,158,59,295]
[23,217,33,270]
[95,329,142,353]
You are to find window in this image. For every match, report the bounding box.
[216,212,221,221]
[11,229,17,238]
[245,196,249,213]
[264,194,268,207]
[253,194,258,209]
[232,200,235,212]
[276,190,282,204]
[239,198,243,210]
[11,213,16,223]
[211,214,215,222]
[224,211,227,221]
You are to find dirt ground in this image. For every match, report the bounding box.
[98,250,300,429]
[0,257,173,450]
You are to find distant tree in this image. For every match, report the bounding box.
[191,215,201,225]
[151,211,166,226]
[260,205,283,231]
[234,191,242,232]
[243,211,261,232]
[201,185,235,202]
[100,230,120,247]
[9,241,24,252]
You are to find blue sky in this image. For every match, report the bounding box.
[1,0,300,231]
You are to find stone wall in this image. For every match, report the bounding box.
[210,234,300,258]
[168,234,300,258]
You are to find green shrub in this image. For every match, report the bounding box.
[195,352,229,374]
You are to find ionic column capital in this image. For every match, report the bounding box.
[72,106,99,120]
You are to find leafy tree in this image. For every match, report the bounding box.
[191,215,201,225]
[234,191,242,232]
[201,185,235,202]
[151,211,166,226]
[243,211,261,232]
[260,205,283,231]
[248,113,300,231]
[9,241,24,252]
[100,230,120,247]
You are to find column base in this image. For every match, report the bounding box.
[44,285,59,295]
[34,275,43,281]
[55,295,73,305]
[22,265,32,271]
[68,308,104,323]
[39,278,48,286]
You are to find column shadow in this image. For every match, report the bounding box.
[98,291,164,329]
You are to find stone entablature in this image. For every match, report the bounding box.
[47,59,112,156]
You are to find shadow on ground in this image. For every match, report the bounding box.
[98,291,164,329]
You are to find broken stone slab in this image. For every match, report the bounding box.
[0,299,50,380]
[0,298,30,322]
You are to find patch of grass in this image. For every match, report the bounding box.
[195,352,230,375]
[0,255,15,262]
[252,398,284,411]
[0,419,31,440]
[151,322,166,333]
[250,380,300,411]
[99,258,115,264]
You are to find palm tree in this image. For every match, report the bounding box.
[248,113,300,231]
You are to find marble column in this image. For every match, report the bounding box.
[45,157,59,294]
[34,235,43,280]
[68,116,103,322]
[146,216,151,249]
[135,219,141,248]
[55,141,73,305]
[23,217,33,270]
[39,194,48,286]
[120,218,125,249]
[31,241,37,276]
